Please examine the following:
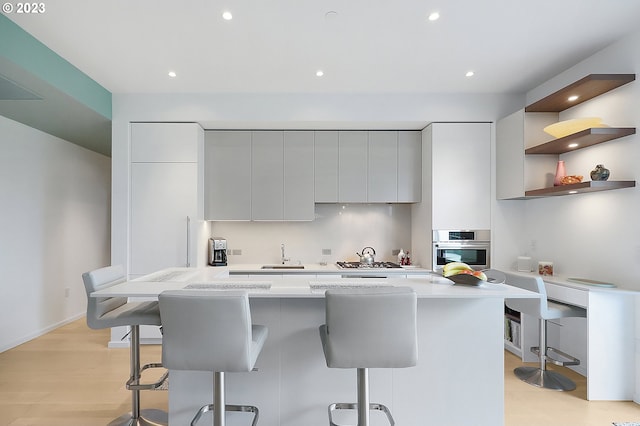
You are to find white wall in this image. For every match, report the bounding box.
[211,204,412,265]
[0,115,111,352]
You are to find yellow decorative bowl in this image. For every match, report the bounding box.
[543,118,608,138]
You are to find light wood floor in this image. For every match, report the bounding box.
[1,319,639,425]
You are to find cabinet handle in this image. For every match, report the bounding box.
[186,216,191,267]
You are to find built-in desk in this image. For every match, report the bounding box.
[504,272,637,401]
[93,268,537,426]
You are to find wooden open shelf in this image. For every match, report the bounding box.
[525,74,635,112]
[523,180,636,198]
[525,127,636,155]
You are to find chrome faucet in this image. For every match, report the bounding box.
[281,243,290,265]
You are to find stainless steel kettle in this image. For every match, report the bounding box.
[356,246,376,265]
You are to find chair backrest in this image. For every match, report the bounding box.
[159,290,256,372]
[82,265,127,330]
[323,286,417,368]
[504,271,548,318]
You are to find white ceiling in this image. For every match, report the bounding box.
[8,0,640,95]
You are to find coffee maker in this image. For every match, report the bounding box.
[208,238,227,266]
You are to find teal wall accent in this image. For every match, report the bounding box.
[0,15,111,119]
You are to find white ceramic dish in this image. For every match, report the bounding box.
[543,117,607,138]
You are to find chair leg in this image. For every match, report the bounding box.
[357,368,370,426]
[514,318,577,391]
[214,372,226,426]
[191,372,259,426]
[327,368,396,426]
[108,325,167,426]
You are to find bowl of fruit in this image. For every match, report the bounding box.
[442,263,505,286]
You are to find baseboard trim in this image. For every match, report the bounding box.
[0,312,86,353]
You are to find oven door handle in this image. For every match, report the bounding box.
[434,242,490,249]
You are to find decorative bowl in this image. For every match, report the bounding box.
[560,175,583,185]
[543,117,607,138]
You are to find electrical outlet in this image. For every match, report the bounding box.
[392,249,400,256]
[65,288,70,298]
[232,249,242,256]
[530,240,537,252]
[322,248,332,255]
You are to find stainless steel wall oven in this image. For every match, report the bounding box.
[432,229,490,271]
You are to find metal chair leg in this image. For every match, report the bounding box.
[327,368,396,426]
[190,371,260,426]
[514,318,577,391]
[108,325,168,426]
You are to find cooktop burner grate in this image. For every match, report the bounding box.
[336,261,402,269]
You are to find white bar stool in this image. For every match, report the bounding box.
[504,271,587,391]
[158,290,268,426]
[82,265,168,426]
[318,287,418,426]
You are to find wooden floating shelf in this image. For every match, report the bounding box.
[523,180,636,198]
[525,74,635,112]
[525,127,636,155]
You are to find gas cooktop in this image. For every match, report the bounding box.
[336,261,402,269]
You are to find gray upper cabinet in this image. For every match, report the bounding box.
[206,130,314,221]
[314,131,339,203]
[252,131,285,220]
[338,131,368,203]
[204,131,252,220]
[368,131,398,202]
[315,130,421,204]
[398,131,422,202]
[284,131,315,220]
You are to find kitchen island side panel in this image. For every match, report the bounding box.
[168,297,506,426]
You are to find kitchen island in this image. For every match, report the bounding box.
[92,268,537,426]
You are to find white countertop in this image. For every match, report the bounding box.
[512,271,639,294]
[91,267,538,300]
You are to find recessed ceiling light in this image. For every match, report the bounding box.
[428,12,440,21]
[222,11,233,20]
[568,95,579,102]
[465,71,474,77]
[316,70,324,77]
[568,143,579,148]
[568,190,578,194]
[168,71,177,78]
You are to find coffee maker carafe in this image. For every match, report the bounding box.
[209,238,227,266]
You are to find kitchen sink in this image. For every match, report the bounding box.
[261,265,305,269]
